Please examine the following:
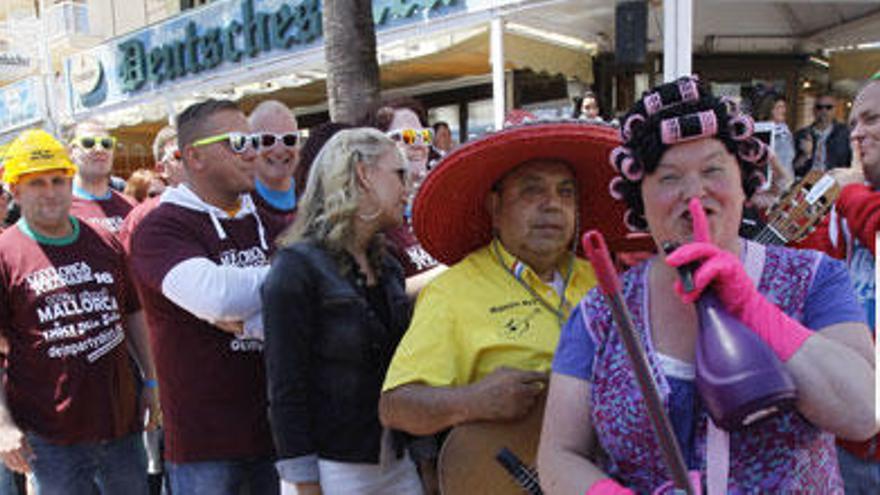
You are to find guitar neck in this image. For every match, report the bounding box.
[496,447,544,495]
[755,170,840,247]
[750,223,789,246]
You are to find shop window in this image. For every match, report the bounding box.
[709,79,786,116]
[522,99,572,120]
[116,142,148,177]
[466,99,493,142]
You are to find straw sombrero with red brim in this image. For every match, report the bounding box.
[413,121,650,266]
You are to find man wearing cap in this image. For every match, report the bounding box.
[129,99,281,494]
[379,123,626,438]
[66,120,135,235]
[248,100,299,231]
[0,129,158,494]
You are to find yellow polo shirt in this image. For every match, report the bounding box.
[382,239,596,390]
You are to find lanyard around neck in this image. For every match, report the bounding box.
[491,241,574,327]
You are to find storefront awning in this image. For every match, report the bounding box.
[247,26,594,113]
[380,28,594,88]
[830,48,880,83]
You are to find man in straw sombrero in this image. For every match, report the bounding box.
[377,120,634,479]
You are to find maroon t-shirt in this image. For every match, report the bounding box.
[386,222,440,277]
[0,219,140,444]
[70,190,135,235]
[252,191,295,240]
[118,196,160,254]
[129,202,275,463]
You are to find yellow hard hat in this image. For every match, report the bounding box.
[1,129,77,185]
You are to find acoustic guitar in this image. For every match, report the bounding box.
[438,395,546,495]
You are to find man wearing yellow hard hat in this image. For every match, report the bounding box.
[0,129,157,494]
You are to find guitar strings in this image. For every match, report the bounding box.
[755,177,834,245]
[517,465,541,492]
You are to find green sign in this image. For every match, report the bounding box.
[373,0,459,26]
[118,0,321,93]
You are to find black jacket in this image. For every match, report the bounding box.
[262,241,411,464]
[793,122,852,178]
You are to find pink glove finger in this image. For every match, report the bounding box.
[690,253,735,291]
[586,478,635,495]
[651,471,702,495]
[693,252,756,312]
[689,197,712,243]
[665,242,721,267]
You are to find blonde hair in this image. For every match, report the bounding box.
[278,128,402,255]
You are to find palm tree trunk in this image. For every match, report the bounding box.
[322,0,381,124]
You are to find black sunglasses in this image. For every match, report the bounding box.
[815,104,834,111]
[258,133,299,149]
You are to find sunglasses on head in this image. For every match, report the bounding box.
[815,104,834,111]
[387,128,434,146]
[162,148,182,162]
[191,132,260,153]
[258,132,299,149]
[73,136,116,150]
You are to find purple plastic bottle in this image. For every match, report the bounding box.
[695,291,797,430]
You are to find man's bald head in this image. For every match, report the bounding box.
[248,100,299,191]
[850,80,880,187]
[248,100,297,130]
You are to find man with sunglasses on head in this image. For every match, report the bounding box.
[370,99,445,299]
[66,120,136,235]
[248,100,299,230]
[119,126,183,253]
[793,93,853,180]
[129,99,282,495]
[152,125,186,187]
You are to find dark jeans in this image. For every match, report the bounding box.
[838,445,880,495]
[166,458,278,495]
[27,432,148,495]
[0,465,21,495]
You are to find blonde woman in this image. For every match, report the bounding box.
[262,128,423,495]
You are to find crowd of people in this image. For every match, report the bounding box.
[0,71,876,495]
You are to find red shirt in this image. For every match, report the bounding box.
[0,219,140,444]
[129,202,275,463]
[386,223,440,278]
[252,190,296,238]
[118,196,160,254]
[70,190,135,236]
[795,183,880,461]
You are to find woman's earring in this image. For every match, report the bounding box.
[357,208,381,221]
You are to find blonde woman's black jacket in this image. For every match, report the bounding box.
[261,240,411,480]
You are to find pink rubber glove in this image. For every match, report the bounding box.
[651,471,702,495]
[665,198,812,361]
[586,479,634,494]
